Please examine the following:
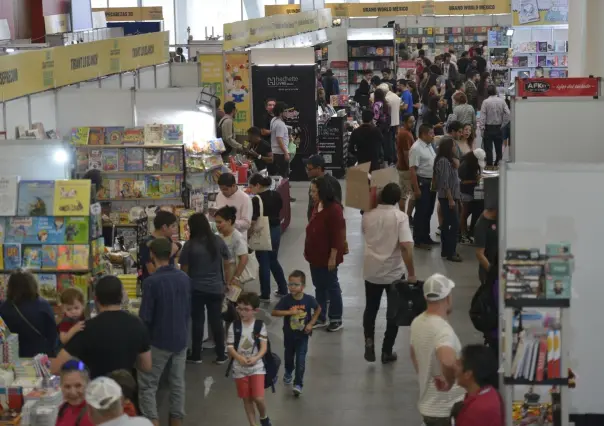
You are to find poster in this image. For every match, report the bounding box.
[512,0,568,25]
[224,53,251,136]
[517,78,599,98]
[199,54,224,102]
[251,65,317,180]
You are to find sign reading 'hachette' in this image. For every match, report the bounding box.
[517,78,600,97]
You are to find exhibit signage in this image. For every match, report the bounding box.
[512,0,567,26]
[92,7,164,21]
[224,53,252,136]
[199,54,225,102]
[517,78,599,98]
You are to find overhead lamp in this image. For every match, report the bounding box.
[506,28,515,37]
[196,85,217,114]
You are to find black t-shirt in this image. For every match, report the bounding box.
[264,113,274,133]
[458,157,480,195]
[248,139,272,171]
[476,56,487,74]
[474,214,498,281]
[252,190,283,227]
[64,311,150,378]
[349,125,382,171]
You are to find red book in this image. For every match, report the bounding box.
[535,337,547,382]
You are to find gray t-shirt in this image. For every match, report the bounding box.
[270,117,289,154]
[179,236,229,294]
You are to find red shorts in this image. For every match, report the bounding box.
[235,374,265,399]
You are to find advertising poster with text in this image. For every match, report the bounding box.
[225,53,251,136]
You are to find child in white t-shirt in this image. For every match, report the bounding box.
[227,292,272,426]
[215,206,249,286]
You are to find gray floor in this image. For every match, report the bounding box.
[160,181,483,425]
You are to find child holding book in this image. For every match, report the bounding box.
[272,270,321,396]
[215,206,249,286]
[58,288,86,345]
[227,292,272,426]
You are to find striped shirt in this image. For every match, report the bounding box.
[410,313,465,417]
[434,157,461,200]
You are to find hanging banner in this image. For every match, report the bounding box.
[199,54,224,102]
[265,5,301,16]
[346,3,420,17]
[435,0,510,15]
[251,65,317,179]
[517,78,599,98]
[92,7,164,21]
[512,0,568,25]
[225,53,252,136]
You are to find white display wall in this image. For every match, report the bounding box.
[0,140,70,180]
[170,63,200,88]
[5,97,29,139]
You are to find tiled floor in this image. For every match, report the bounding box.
[159,181,483,426]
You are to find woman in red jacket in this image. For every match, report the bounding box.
[56,360,94,426]
[305,176,346,333]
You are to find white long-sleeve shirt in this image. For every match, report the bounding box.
[216,189,253,239]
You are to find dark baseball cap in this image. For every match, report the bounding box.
[303,155,325,168]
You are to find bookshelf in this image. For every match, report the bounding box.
[347,39,396,89]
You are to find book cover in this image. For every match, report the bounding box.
[0,244,3,269]
[57,245,71,270]
[36,274,58,302]
[90,203,102,239]
[517,56,528,67]
[144,124,163,145]
[35,217,66,244]
[57,274,74,293]
[88,149,103,170]
[125,148,144,171]
[4,244,21,270]
[71,245,89,270]
[145,175,160,198]
[41,245,58,270]
[175,175,182,197]
[17,180,55,216]
[88,127,105,145]
[0,219,4,244]
[22,246,42,269]
[76,149,89,173]
[117,150,126,171]
[102,149,119,171]
[537,55,547,67]
[104,127,124,145]
[512,57,520,67]
[133,180,146,198]
[0,176,19,216]
[74,275,90,300]
[143,149,162,171]
[109,179,122,199]
[161,150,182,172]
[53,180,91,216]
[6,218,36,244]
[162,125,184,144]
[535,337,547,381]
[159,176,176,197]
[65,217,89,244]
[71,128,90,145]
[118,178,135,198]
[122,128,144,145]
[537,41,547,52]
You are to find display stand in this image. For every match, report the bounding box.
[317,115,349,179]
[347,28,395,93]
[500,162,604,425]
[510,26,568,80]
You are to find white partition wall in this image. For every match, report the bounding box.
[138,67,156,89]
[122,72,136,89]
[0,140,69,180]
[5,97,30,139]
[250,47,315,65]
[100,75,121,89]
[30,92,58,134]
[156,64,171,88]
[170,63,200,87]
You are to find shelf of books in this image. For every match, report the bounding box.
[510,40,568,79]
[329,62,349,95]
[347,41,395,88]
[396,26,493,57]
[0,178,104,306]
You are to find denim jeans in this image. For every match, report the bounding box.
[483,125,503,166]
[363,281,399,354]
[439,198,460,258]
[138,346,187,420]
[191,291,224,359]
[310,266,342,322]
[284,333,309,387]
[413,177,436,244]
[256,225,288,298]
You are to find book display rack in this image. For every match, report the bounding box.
[347,39,396,90]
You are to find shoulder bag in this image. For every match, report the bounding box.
[248,195,273,252]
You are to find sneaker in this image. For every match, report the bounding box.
[364,339,376,362]
[293,385,303,397]
[274,291,287,298]
[283,374,293,385]
[460,235,472,244]
[202,340,216,350]
[381,352,398,365]
[186,355,202,364]
[312,320,328,329]
[326,322,343,332]
[446,254,463,263]
[214,355,228,365]
[260,417,272,426]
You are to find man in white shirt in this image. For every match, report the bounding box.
[269,101,291,178]
[362,183,416,364]
[479,85,511,167]
[410,274,465,426]
[215,172,253,239]
[378,83,402,166]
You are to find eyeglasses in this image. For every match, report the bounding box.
[287,282,303,287]
[236,306,255,313]
[62,359,87,372]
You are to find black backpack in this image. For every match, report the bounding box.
[217,116,232,156]
[225,320,281,392]
[469,275,498,334]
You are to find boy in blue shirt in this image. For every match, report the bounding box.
[272,270,321,397]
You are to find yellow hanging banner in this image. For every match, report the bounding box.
[512,0,568,26]
[224,53,251,136]
[199,54,225,102]
[346,3,421,17]
[434,0,510,15]
[264,5,301,16]
[92,7,164,21]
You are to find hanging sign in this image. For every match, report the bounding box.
[264,5,301,15]
[199,54,224,102]
[435,0,510,15]
[92,7,163,21]
[224,53,251,136]
[517,78,600,98]
[512,0,568,25]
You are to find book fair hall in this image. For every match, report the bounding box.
[0,0,601,426]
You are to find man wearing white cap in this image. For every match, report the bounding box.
[86,377,152,426]
[409,273,465,426]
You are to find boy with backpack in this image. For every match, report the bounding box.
[227,292,274,426]
[272,270,321,397]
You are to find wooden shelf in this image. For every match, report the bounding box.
[503,377,569,386]
[99,197,182,202]
[75,144,184,149]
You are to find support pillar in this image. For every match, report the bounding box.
[568,0,604,78]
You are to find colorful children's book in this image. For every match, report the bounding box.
[76,149,89,173]
[145,175,161,198]
[22,246,42,269]
[64,217,90,244]
[133,180,146,198]
[104,127,124,145]
[71,245,89,270]
[122,128,144,145]
[57,245,71,270]
[0,245,3,269]
[53,180,91,216]
[74,275,91,300]
[88,149,103,170]
[118,178,135,198]
[17,181,55,216]
[35,217,66,244]
[159,176,176,197]
[0,217,5,244]
[57,274,74,293]
[4,244,21,270]
[41,245,58,270]
[102,149,119,171]
[90,203,102,239]
[125,148,144,172]
[118,150,126,171]
[6,218,36,244]
[71,128,90,145]
[144,124,163,145]
[88,127,105,145]
[161,150,182,172]
[0,176,19,216]
[36,274,58,302]
[162,125,184,144]
[143,149,162,171]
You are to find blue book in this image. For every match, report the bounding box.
[22,246,42,269]
[35,217,66,244]
[6,217,36,244]
[17,181,55,216]
[41,245,58,269]
[4,243,21,270]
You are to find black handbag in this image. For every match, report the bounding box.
[387,279,427,327]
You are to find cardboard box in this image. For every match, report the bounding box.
[345,163,399,211]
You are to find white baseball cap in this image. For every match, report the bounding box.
[423,273,456,301]
[86,377,123,410]
[473,148,487,169]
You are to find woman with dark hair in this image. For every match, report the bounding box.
[458,149,482,243]
[434,137,462,262]
[477,71,491,110]
[304,176,346,332]
[373,88,390,163]
[248,173,288,299]
[0,271,57,357]
[179,213,230,364]
[354,79,371,108]
[421,73,439,107]
[422,96,443,131]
